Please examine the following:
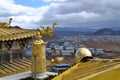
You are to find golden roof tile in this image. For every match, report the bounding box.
[0,27,37,41]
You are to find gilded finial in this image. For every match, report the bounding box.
[36,31,42,41]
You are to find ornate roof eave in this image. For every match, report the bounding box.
[0,27,37,41]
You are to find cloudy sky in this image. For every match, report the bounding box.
[0,0,120,29]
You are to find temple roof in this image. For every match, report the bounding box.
[0,27,37,41]
[52,59,120,80]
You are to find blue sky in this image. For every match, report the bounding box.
[14,0,50,8]
[0,0,120,29]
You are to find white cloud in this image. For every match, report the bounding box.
[0,0,49,29]
[43,0,66,2]
[39,0,120,28]
[55,11,101,23]
[1,0,120,29]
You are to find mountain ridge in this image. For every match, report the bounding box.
[93,28,120,36]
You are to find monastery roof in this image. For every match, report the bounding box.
[0,27,37,41]
[52,58,120,80]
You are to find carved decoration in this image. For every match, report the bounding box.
[38,22,57,36]
[0,18,12,27]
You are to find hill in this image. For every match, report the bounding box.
[93,28,120,36]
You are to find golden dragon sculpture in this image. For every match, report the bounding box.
[38,22,57,36]
[0,18,12,27]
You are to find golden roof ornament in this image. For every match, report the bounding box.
[38,22,57,36]
[75,48,93,63]
[36,31,41,41]
[0,18,12,27]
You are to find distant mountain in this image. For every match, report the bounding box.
[54,27,95,35]
[9,26,22,28]
[93,28,120,35]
